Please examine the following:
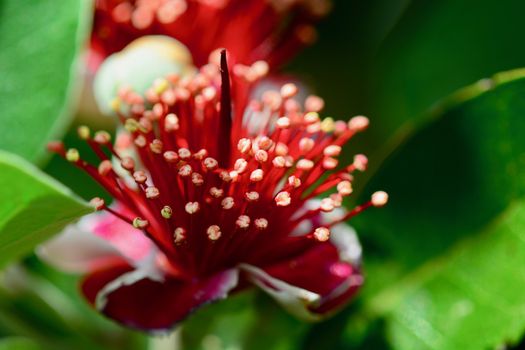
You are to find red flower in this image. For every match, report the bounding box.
[90,0,331,71]
[44,51,387,331]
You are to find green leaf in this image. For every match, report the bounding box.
[304,69,525,349]
[290,0,525,158]
[0,151,91,268]
[0,337,45,350]
[381,202,525,349]
[0,0,92,163]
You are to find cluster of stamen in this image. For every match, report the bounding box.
[49,52,386,275]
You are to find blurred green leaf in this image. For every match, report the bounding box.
[0,0,91,163]
[290,0,525,158]
[380,202,525,349]
[304,69,525,349]
[0,337,45,350]
[0,151,90,268]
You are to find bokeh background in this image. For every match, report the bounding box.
[2,0,525,349]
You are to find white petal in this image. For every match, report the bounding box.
[37,216,123,273]
[240,264,322,321]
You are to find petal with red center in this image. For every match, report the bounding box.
[242,223,363,320]
[84,267,239,331]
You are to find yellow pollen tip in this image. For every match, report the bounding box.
[65,148,79,162]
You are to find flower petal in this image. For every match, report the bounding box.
[243,223,363,319]
[83,267,239,331]
[38,206,154,272]
[37,217,125,273]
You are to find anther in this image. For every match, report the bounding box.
[133,170,147,183]
[353,154,368,171]
[132,217,149,229]
[337,181,353,196]
[66,149,79,162]
[280,83,298,99]
[234,158,248,173]
[299,138,315,152]
[164,113,180,132]
[145,187,160,199]
[236,215,250,229]
[255,150,268,163]
[237,138,252,154]
[210,187,224,198]
[371,191,389,207]
[320,198,335,212]
[255,218,268,230]
[185,201,200,214]
[207,225,222,241]
[221,197,235,210]
[150,139,163,154]
[98,160,113,176]
[179,164,192,177]
[250,169,264,182]
[324,145,342,157]
[192,173,204,186]
[90,197,105,211]
[275,191,291,206]
[173,227,186,244]
[203,157,218,170]
[348,116,369,132]
[94,131,111,144]
[296,159,314,170]
[178,148,191,159]
[288,176,301,188]
[313,227,330,242]
[163,151,179,163]
[245,191,260,202]
[161,206,173,219]
[77,126,90,140]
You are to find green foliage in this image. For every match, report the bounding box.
[304,70,525,349]
[0,151,91,268]
[0,0,91,163]
[0,337,45,350]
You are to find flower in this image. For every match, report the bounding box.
[43,51,387,331]
[90,0,331,71]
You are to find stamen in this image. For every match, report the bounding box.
[313,227,330,242]
[236,215,250,229]
[173,227,186,244]
[90,197,105,211]
[66,149,80,162]
[207,225,222,241]
[371,191,389,207]
[275,191,291,206]
[185,201,200,214]
[161,205,173,219]
[254,218,268,230]
[132,217,149,229]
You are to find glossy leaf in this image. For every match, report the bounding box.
[0,0,91,163]
[304,69,525,349]
[0,151,91,268]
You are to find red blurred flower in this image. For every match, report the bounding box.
[44,52,387,331]
[90,0,331,71]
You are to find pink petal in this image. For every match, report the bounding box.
[243,223,363,319]
[37,218,126,273]
[91,204,154,262]
[82,267,239,331]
